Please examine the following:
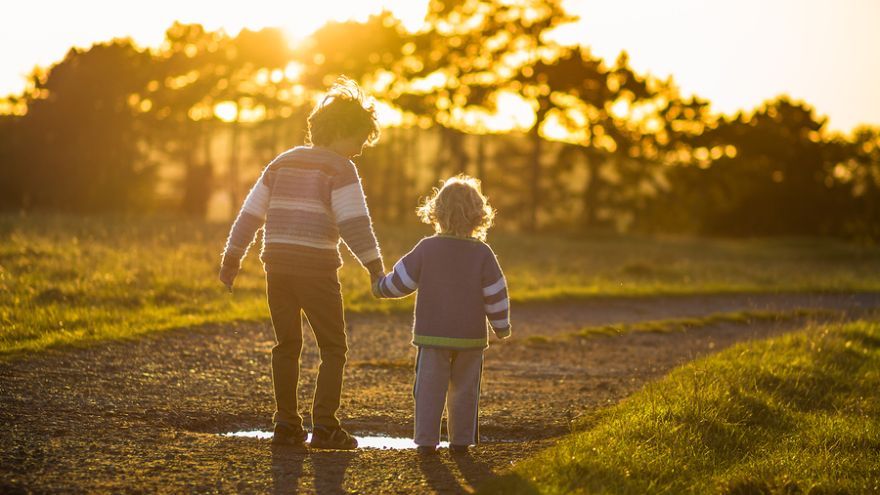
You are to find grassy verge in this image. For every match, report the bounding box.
[4,212,880,356]
[524,309,840,344]
[483,319,880,494]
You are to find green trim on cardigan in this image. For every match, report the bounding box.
[413,334,488,348]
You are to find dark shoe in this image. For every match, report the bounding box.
[272,424,307,447]
[310,425,358,450]
[449,444,470,455]
[417,445,437,455]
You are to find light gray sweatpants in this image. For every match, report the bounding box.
[413,347,483,447]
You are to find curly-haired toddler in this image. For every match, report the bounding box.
[372,175,511,454]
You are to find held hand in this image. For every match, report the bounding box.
[218,264,239,293]
[494,326,512,340]
[369,268,384,298]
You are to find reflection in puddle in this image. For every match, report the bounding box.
[222,431,449,450]
[224,430,273,440]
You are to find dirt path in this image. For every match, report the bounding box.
[2,293,878,494]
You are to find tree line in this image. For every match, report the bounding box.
[1,0,878,238]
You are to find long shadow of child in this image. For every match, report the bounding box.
[311,451,356,495]
[451,451,496,492]
[417,452,464,493]
[270,446,356,494]
[270,444,306,495]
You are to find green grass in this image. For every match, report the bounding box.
[3,212,880,356]
[482,319,880,494]
[571,309,837,339]
[523,309,835,345]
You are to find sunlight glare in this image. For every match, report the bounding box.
[541,113,573,141]
[540,110,591,144]
[276,0,428,43]
[284,62,304,82]
[609,98,630,120]
[495,90,536,131]
[214,101,238,122]
[239,105,266,123]
[409,70,449,94]
[374,99,404,127]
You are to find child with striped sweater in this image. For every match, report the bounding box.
[372,175,511,454]
[219,78,384,450]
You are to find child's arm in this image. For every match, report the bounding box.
[331,161,385,278]
[482,250,511,339]
[373,243,423,299]
[219,168,271,289]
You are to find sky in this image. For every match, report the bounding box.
[1,0,878,132]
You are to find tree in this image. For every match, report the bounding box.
[826,126,880,237]
[13,40,156,211]
[650,97,841,236]
[0,113,23,208]
[217,27,292,215]
[146,23,230,216]
[399,0,577,229]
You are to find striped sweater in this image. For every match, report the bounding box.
[374,235,511,349]
[221,146,384,276]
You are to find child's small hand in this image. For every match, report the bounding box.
[218,264,239,293]
[370,278,382,298]
[494,326,511,340]
[369,266,384,282]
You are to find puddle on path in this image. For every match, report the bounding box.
[222,430,449,450]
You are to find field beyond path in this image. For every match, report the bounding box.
[7,214,880,355]
[1,294,878,493]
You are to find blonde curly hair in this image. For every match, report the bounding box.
[417,175,496,241]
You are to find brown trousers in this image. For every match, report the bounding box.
[266,271,347,431]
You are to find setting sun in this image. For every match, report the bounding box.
[0,0,428,96]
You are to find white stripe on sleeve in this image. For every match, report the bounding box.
[394,260,418,291]
[484,299,509,314]
[482,277,506,297]
[331,183,368,222]
[382,276,405,297]
[358,247,381,264]
[490,318,510,328]
[242,181,271,217]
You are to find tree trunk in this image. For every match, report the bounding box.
[181,123,212,218]
[228,106,241,218]
[380,130,396,221]
[435,127,448,178]
[439,126,468,176]
[453,129,468,174]
[475,133,486,185]
[270,111,281,157]
[396,127,415,222]
[580,148,601,230]
[529,126,542,232]
[528,102,553,232]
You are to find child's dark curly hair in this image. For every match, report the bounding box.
[306,76,380,147]
[418,175,496,241]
